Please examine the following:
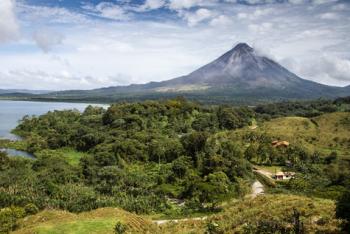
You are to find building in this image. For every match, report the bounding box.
[273,171,295,180]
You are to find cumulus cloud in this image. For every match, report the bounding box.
[312,0,338,5]
[33,29,65,53]
[139,0,166,11]
[169,0,202,10]
[319,12,339,20]
[237,8,272,20]
[0,0,19,43]
[210,15,232,26]
[248,22,273,34]
[82,2,130,20]
[18,3,88,24]
[282,56,350,86]
[181,8,214,26]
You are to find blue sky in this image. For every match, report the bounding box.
[0,0,350,90]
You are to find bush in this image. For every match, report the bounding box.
[24,203,39,215]
[0,206,25,233]
[205,221,223,234]
[114,220,127,234]
[336,188,350,231]
[52,184,97,212]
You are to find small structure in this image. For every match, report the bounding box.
[273,171,295,180]
[272,140,290,148]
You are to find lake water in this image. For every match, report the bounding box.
[0,100,107,158]
[0,148,35,159]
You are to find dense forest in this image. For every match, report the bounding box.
[1,97,350,233]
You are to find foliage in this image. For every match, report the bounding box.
[2,97,350,233]
[2,99,254,219]
[336,187,350,231]
[0,206,25,234]
[206,194,342,233]
[114,221,127,234]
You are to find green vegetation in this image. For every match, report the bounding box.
[12,194,343,234]
[12,208,157,234]
[205,194,342,233]
[1,97,350,233]
[1,98,256,234]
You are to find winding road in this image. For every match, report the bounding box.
[251,180,264,198]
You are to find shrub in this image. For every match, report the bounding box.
[24,203,39,215]
[0,206,25,233]
[114,220,127,234]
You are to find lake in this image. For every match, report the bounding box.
[0,100,107,157]
[0,148,35,159]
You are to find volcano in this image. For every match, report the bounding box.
[39,43,350,103]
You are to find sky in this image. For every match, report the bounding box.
[0,0,350,90]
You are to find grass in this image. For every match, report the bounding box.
[34,148,87,166]
[60,148,87,166]
[261,112,350,158]
[1,140,86,166]
[205,194,342,233]
[35,219,115,234]
[13,208,157,234]
[228,112,350,159]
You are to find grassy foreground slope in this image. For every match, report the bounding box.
[13,194,342,234]
[260,112,350,157]
[13,208,157,234]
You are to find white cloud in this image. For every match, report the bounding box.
[169,0,204,10]
[319,12,339,20]
[18,3,88,24]
[283,55,350,86]
[312,0,338,5]
[96,2,129,20]
[139,0,166,10]
[331,4,347,11]
[237,8,272,20]
[182,8,214,26]
[248,22,273,34]
[210,15,232,26]
[33,29,65,53]
[288,0,307,4]
[82,2,130,21]
[0,0,19,43]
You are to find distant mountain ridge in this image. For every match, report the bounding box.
[0,89,51,95]
[3,43,350,104]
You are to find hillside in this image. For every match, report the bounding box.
[13,194,342,234]
[13,208,157,234]
[260,112,350,157]
[203,194,341,233]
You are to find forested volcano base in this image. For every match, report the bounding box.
[1,97,350,233]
